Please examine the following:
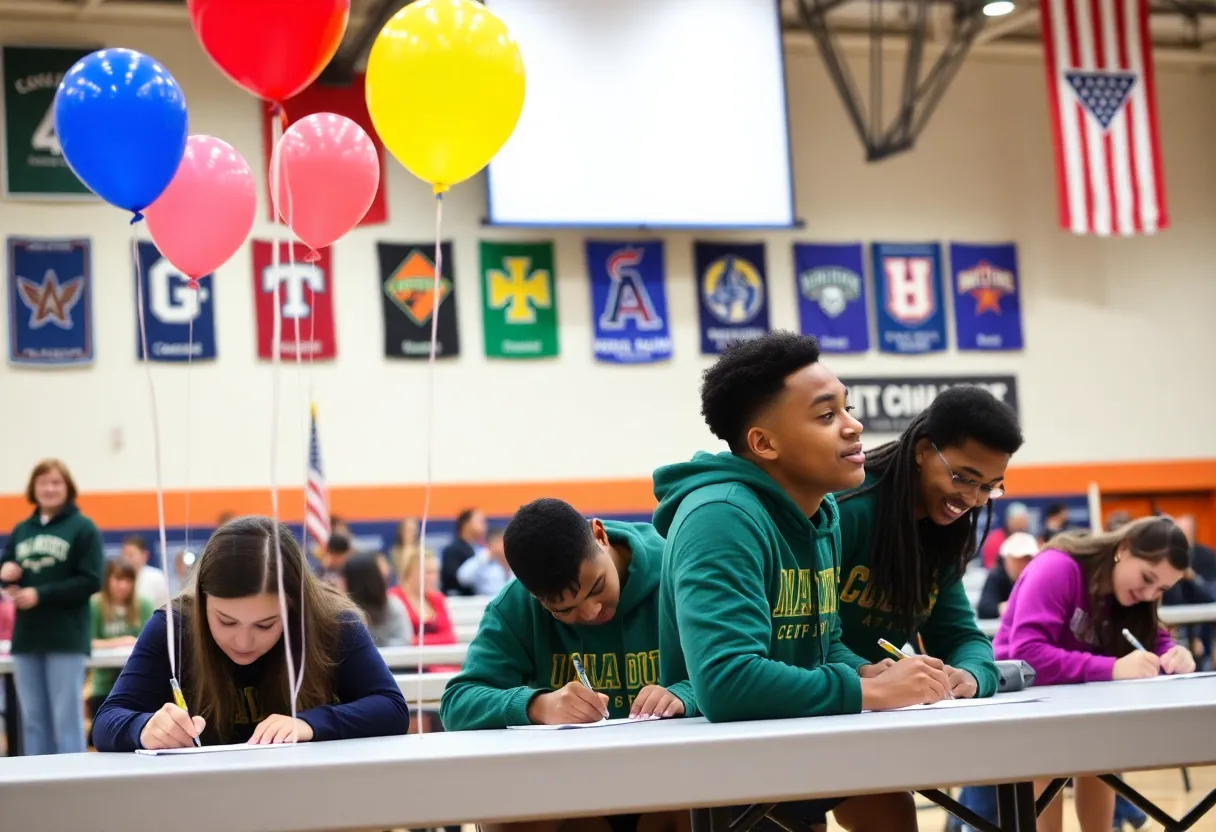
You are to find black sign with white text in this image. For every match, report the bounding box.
[841,375,1018,434]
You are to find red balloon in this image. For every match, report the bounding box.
[187,0,350,104]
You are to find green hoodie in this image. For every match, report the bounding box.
[835,472,999,697]
[1,503,105,655]
[440,521,697,730]
[653,451,866,723]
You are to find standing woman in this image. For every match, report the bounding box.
[835,387,1024,699]
[0,459,104,755]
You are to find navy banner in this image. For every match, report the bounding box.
[793,243,870,353]
[949,242,1024,351]
[694,241,770,355]
[7,236,93,366]
[586,240,673,364]
[135,241,217,362]
[872,242,947,354]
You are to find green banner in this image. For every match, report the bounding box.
[480,240,559,358]
[2,45,93,198]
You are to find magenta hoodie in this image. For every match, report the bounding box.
[993,548,1174,685]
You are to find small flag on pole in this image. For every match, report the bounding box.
[1040,0,1167,236]
[305,403,331,552]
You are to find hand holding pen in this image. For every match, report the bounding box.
[139,681,205,751]
[526,656,610,725]
[1113,628,1161,680]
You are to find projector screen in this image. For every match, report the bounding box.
[484,0,796,229]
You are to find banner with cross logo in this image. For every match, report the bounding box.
[479,240,559,359]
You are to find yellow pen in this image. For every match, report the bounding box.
[170,677,201,747]
[877,638,909,661]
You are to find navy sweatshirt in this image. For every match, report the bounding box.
[93,609,410,751]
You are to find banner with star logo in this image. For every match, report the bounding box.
[377,241,460,359]
[6,236,93,366]
[949,242,1024,351]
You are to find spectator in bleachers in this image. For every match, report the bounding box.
[93,515,410,751]
[455,525,512,597]
[1041,502,1076,542]
[121,534,169,610]
[342,552,411,648]
[87,560,154,746]
[0,458,104,755]
[1176,514,1216,582]
[392,547,458,674]
[389,517,420,581]
[316,532,352,588]
[976,531,1040,620]
[978,501,1029,569]
[440,508,486,596]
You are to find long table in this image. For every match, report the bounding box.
[1,680,1213,832]
[976,603,1216,638]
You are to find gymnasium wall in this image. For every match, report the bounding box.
[2,19,1215,530]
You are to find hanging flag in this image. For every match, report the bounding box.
[251,240,337,360]
[134,240,217,362]
[586,240,672,364]
[378,241,460,359]
[872,242,947,355]
[694,241,770,355]
[1041,0,1166,236]
[949,242,1024,351]
[259,74,388,226]
[304,403,331,553]
[480,240,559,359]
[793,243,870,354]
[7,236,93,366]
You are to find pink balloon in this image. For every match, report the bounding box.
[271,113,379,254]
[145,135,256,280]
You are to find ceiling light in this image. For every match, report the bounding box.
[983,0,1016,15]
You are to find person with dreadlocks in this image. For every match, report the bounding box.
[835,386,1024,701]
[654,332,950,832]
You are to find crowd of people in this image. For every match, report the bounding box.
[0,330,1210,832]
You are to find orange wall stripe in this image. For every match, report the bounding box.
[2,459,1213,532]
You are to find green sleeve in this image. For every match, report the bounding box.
[666,679,699,718]
[138,598,156,626]
[439,605,544,730]
[922,575,1000,697]
[38,521,104,608]
[89,595,103,639]
[670,503,862,722]
[825,614,870,671]
[826,505,871,673]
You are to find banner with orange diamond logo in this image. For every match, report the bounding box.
[377,241,460,359]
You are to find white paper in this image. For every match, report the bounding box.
[893,692,1046,711]
[508,716,665,731]
[1117,670,1216,684]
[135,742,298,756]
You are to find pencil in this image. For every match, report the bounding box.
[169,677,202,747]
[877,638,909,661]
[916,633,928,655]
[1121,628,1149,653]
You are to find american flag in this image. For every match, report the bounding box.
[1040,0,1167,236]
[305,403,331,551]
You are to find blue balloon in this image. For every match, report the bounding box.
[54,48,188,215]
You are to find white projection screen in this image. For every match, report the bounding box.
[484,0,796,229]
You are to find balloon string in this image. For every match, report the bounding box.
[180,300,194,671]
[417,193,444,733]
[132,228,174,679]
[267,111,300,737]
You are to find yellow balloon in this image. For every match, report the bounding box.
[365,0,526,194]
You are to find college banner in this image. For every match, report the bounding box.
[7,236,93,366]
[872,242,948,354]
[251,241,336,360]
[480,240,558,359]
[378,241,460,359]
[134,241,217,362]
[2,45,94,198]
[694,241,770,355]
[949,242,1024,351]
[259,74,387,226]
[586,240,672,364]
[793,242,869,354]
[841,375,1019,433]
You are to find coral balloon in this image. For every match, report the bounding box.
[54,48,188,215]
[186,0,349,103]
[365,0,525,193]
[144,135,256,280]
[271,113,380,253]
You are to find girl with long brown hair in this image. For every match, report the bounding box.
[87,559,154,745]
[994,515,1195,832]
[93,515,410,751]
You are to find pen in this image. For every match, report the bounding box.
[916,633,928,655]
[571,655,607,720]
[877,638,909,661]
[170,677,202,747]
[1121,628,1149,653]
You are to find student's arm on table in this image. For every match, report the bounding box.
[93,611,174,751]
[1001,563,1113,684]
[439,605,543,730]
[922,576,1000,697]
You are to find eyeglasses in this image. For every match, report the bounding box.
[932,443,1005,499]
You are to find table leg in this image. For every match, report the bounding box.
[3,672,19,757]
[996,783,1017,830]
[1012,782,1036,832]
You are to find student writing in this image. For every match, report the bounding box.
[93,515,410,751]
